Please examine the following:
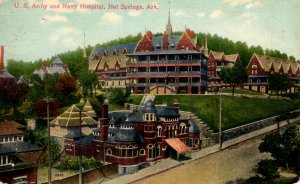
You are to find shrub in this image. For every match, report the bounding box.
[255,159,279,179]
[56,157,102,171]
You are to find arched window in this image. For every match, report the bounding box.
[146,114,149,121]
[107,149,112,155]
[148,144,154,159]
[189,138,193,147]
[121,145,127,157]
[195,139,199,145]
[171,125,175,138]
[156,144,161,157]
[156,126,162,137]
[128,145,133,157]
[166,125,170,138]
[180,123,186,134]
[140,149,145,155]
[150,114,154,121]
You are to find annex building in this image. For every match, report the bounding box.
[207,51,240,91]
[33,56,69,79]
[244,53,300,93]
[89,43,137,89]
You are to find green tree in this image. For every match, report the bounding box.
[109,88,131,106]
[259,126,300,171]
[255,159,278,179]
[25,128,63,166]
[78,70,98,97]
[268,73,293,96]
[220,63,248,95]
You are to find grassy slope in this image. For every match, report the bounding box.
[219,88,264,96]
[152,95,300,132]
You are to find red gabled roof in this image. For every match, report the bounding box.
[176,32,197,51]
[135,31,154,52]
[0,121,25,136]
[165,138,191,154]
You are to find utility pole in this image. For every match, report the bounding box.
[219,95,222,150]
[44,96,53,184]
[79,108,83,184]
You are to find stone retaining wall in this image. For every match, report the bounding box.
[212,109,300,141]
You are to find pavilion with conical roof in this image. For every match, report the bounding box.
[50,105,98,137]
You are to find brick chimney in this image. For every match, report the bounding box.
[162,32,169,50]
[100,99,109,142]
[173,100,180,114]
[0,46,4,70]
[42,61,47,72]
[63,64,68,72]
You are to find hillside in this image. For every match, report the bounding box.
[130,95,299,132]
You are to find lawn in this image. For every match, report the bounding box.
[219,88,264,96]
[153,95,300,132]
[108,95,143,111]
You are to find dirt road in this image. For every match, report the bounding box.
[133,138,271,184]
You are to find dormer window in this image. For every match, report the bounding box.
[123,48,128,54]
[104,50,108,56]
[143,113,156,121]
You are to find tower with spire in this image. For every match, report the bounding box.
[165,0,173,36]
[83,32,87,59]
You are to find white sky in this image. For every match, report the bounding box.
[0,0,299,62]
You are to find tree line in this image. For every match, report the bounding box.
[6,32,297,79]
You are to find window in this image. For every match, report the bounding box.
[97,145,101,152]
[148,144,155,159]
[121,145,126,157]
[140,149,145,155]
[189,138,193,147]
[134,149,138,157]
[156,144,161,157]
[180,123,186,134]
[195,139,199,145]
[106,149,112,155]
[133,145,138,157]
[14,175,27,184]
[1,155,8,165]
[156,126,162,137]
[128,145,133,157]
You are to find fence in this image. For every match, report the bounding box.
[42,164,118,184]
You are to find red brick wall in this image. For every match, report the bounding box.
[247,55,265,75]
[135,34,154,52]
[176,33,197,51]
[0,167,37,184]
